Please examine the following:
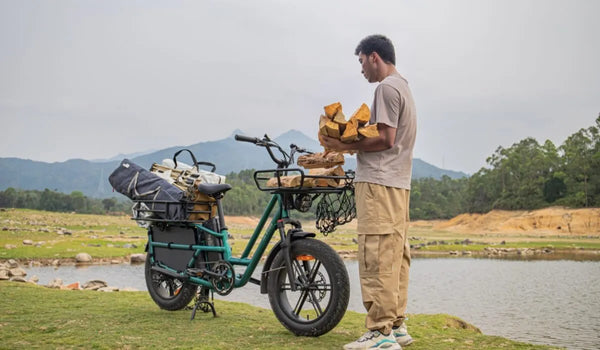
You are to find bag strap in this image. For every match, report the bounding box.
[196,161,216,173]
[173,149,217,173]
[173,149,199,171]
[127,171,160,199]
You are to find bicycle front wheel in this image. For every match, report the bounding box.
[267,238,350,336]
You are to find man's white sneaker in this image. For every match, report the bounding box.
[392,322,413,346]
[343,330,401,350]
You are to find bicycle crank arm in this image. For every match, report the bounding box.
[151,265,184,279]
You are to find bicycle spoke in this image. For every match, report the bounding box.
[289,258,329,318]
[292,260,308,284]
[307,260,322,284]
[307,289,324,316]
[291,284,323,318]
[305,260,326,316]
[290,259,312,316]
[293,289,310,316]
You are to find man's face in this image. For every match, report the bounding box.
[358,52,377,83]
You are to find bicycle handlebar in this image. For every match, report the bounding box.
[234,134,260,144]
[235,134,290,168]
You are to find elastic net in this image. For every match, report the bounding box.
[315,186,356,235]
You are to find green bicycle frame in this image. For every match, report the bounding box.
[147,193,289,289]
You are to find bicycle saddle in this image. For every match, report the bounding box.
[196,183,232,196]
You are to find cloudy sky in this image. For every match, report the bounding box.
[1,0,598,174]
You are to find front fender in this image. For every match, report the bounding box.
[259,230,316,294]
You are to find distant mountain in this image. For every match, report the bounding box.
[0,130,467,198]
[0,158,120,198]
[89,148,159,163]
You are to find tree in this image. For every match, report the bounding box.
[102,198,117,212]
[559,127,595,206]
[70,191,86,212]
[410,176,468,219]
[0,187,17,207]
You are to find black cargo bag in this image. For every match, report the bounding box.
[151,224,199,272]
[108,159,186,221]
[150,221,222,273]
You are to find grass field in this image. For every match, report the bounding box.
[0,282,560,349]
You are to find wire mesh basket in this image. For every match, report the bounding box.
[315,184,356,235]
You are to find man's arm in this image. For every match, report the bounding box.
[319,123,396,152]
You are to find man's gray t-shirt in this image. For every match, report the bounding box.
[355,72,417,189]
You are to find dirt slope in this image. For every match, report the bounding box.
[431,207,600,235]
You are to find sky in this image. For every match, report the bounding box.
[1,0,599,174]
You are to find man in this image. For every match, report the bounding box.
[320,34,417,350]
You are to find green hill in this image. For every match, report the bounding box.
[0,130,466,198]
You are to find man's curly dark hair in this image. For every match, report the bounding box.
[354,34,396,65]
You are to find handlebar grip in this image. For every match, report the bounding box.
[235,134,260,143]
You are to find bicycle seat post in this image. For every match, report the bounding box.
[215,195,227,232]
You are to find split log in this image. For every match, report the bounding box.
[267,176,302,188]
[324,102,342,118]
[266,175,316,188]
[319,115,330,136]
[341,119,358,143]
[332,110,348,126]
[308,166,345,187]
[350,103,370,125]
[297,151,345,169]
[358,124,379,138]
[324,121,341,139]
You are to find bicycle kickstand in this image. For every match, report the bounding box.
[190,287,217,320]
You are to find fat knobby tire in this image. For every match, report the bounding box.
[144,255,197,310]
[267,238,350,336]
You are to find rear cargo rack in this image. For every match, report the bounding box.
[131,199,215,224]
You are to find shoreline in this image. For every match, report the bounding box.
[5,247,600,267]
[2,209,600,266]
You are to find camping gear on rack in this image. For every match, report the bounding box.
[108,149,225,223]
[150,149,223,221]
[108,159,187,221]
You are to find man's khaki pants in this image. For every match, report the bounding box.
[355,182,411,335]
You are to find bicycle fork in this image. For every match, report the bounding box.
[277,218,302,292]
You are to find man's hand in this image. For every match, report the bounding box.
[319,133,350,152]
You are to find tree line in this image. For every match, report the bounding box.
[1,116,598,220]
[0,188,132,214]
[410,115,600,219]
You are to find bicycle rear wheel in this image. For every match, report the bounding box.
[145,255,197,310]
[267,238,349,336]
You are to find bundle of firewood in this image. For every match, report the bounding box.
[296,101,379,170]
[267,102,377,189]
[320,102,379,143]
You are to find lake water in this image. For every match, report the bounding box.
[25,258,600,350]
